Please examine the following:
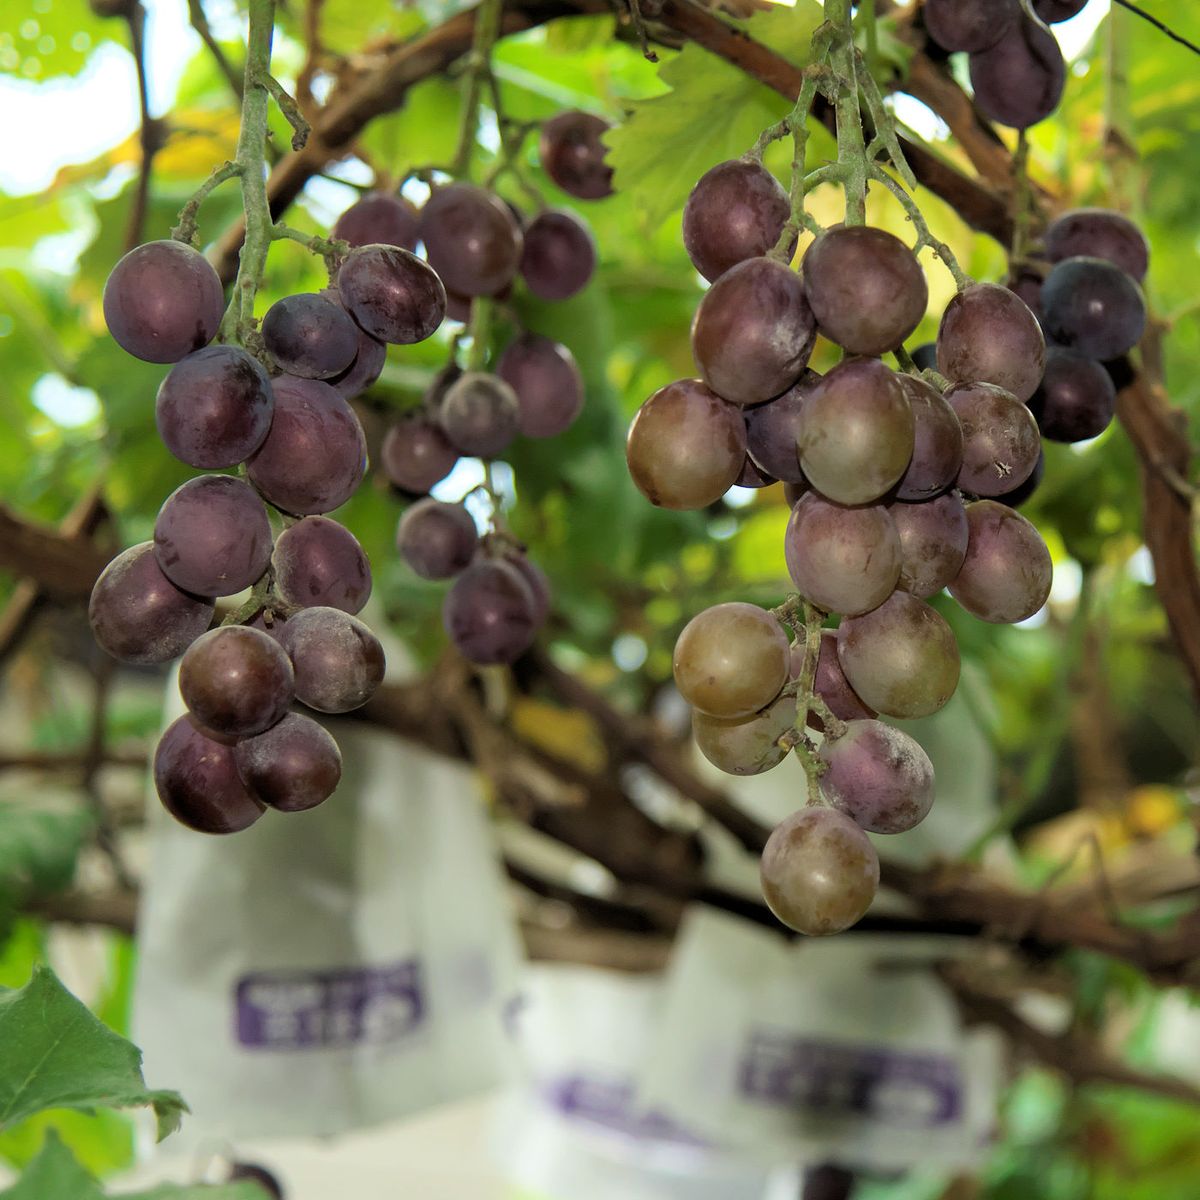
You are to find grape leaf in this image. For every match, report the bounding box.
[0,967,186,1140]
[0,804,90,937]
[0,0,116,82]
[603,3,822,226]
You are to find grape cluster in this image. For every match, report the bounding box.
[625,156,1075,936]
[923,0,1089,129]
[367,111,609,665]
[89,231,446,832]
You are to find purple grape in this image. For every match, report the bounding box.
[1041,256,1146,361]
[328,323,387,399]
[743,370,819,484]
[380,414,459,493]
[735,455,775,488]
[802,226,928,356]
[802,630,876,732]
[836,590,961,720]
[154,715,266,834]
[89,542,214,664]
[539,111,614,200]
[272,516,372,614]
[439,372,521,458]
[154,474,273,597]
[505,552,551,626]
[1029,346,1116,443]
[246,376,367,515]
[155,346,274,470]
[332,191,419,251]
[626,379,746,509]
[1044,209,1148,281]
[443,559,538,665]
[910,342,938,372]
[924,0,1017,51]
[396,499,478,579]
[495,333,584,439]
[949,500,1052,623]
[995,447,1044,508]
[227,1163,285,1198]
[262,293,359,380]
[784,493,901,616]
[969,14,1065,130]
[890,492,970,599]
[784,480,809,507]
[895,374,963,501]
[682,158,795,283]
[819,719,935,835]
[234,713,342,813]
[279,606,386,713]
[419,184,524,297]
[691,257,816,406]
[336,245,446,344]
[179,624,295,737]
[947,380,1042,497]
[1034,0,1088,21]
[937,282,1045,403]
[519,209,596,300]
[103,240,225,364]
[1005,265,1045,322]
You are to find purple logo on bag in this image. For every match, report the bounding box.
[235,960,425,1050]
[543,1074,711,1147]
[738,1029,962,1128]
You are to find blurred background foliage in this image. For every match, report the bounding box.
[0,0,1199,1196]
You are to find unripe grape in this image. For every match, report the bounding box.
[818,720,935,835]
[784,494,901,616]
[692,693,798,777]
[672,602,790,719]
[760,807,879,936]
[837,590,960,720]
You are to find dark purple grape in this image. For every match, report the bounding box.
[443,559,537,665]
[154,474,273,597]
[154,715,265,834]
[819,719,935,834]
[895,374,963,501]
[802,1165,856,1200]
[235,713,342,813]
[995,447,1044,508]
[783,480,809,507]
[798,358,914,505]
[439,371,521,458]
[890,492,969,598]
[910,342,938,372]
[924,0,1018,51]
[1034,0,1088,21]
[89,542,214,664]
[155,346,273,470]
[784,493,901,616]
[495,333,584,439]
[279,607,386,713]
[444,290,473,323]
[179,625,294,737]
[319,287,387,400]
[336,245,446,344]
[1006,265,1045,322]
[837,590,960,719]
[539,111,614,200]
[682,158,794,283]
[519,209,596,300]
[397,499,477,579]
[246,375,367,515]
[760,807,878,936]
[103,240,225,363]
[691,257,816,406]
[262,293,358,380]
[227,1162,285,1198]
[419,184,523,297]
[1044,209,1149,281]
[273,516,371,614]
[937,282,1045,402]
[1104,355,1135,392]
[1029,346,1116,443]
[802,630,876,732]
[802,226,928,356]
[626,380,746,509]
[947,381,1041,496]
[743,370,818,484]
[735,455,775,488]
[969,14,1065,129]
[506,553,551,627]
[380,414,459,493]
[332,191,419,251]
[949,499,1052,623]
[1041,256,1146,361]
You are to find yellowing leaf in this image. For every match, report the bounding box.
[510,697,607,774]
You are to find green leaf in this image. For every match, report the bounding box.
[0,804,90,912]
[0,966,186,1140]
[603,3,822,226]
[0,1,116,82]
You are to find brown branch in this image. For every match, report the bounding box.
[188,0,244,102]
[0,505,113,599]
[0,750,147,771]
[27,889,138,935]
[123,1,167,251]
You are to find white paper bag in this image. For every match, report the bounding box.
[636,908,1001,1173]
[133,646,522,1145]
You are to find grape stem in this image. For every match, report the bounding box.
[825,0,867,226]
[172,160,243,247]
[451,0,506,179]
[868,163,971,290]
[259,70,311,150]
[269,223,349,274]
